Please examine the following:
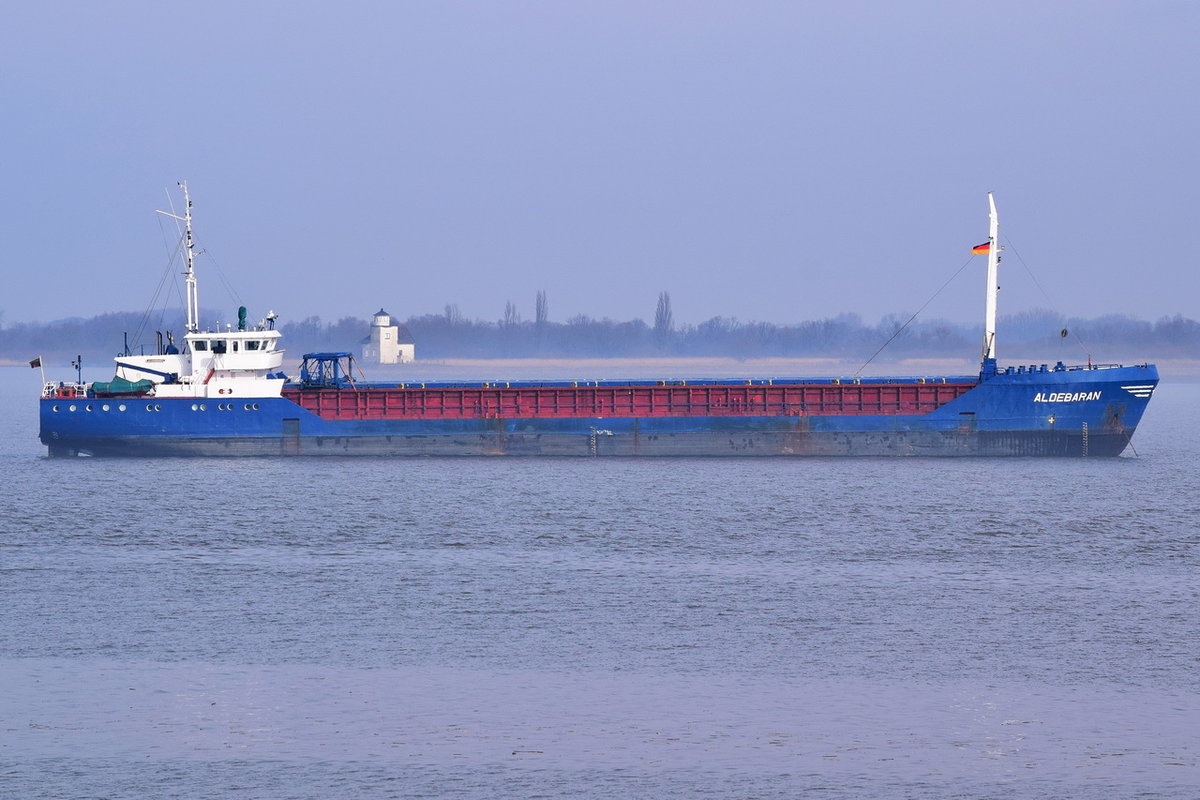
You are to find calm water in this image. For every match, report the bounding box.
[1,366,1197,798]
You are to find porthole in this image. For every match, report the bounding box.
[69,404,77,412]
[252,403,260,410]
[154,404,162,412]
[191,404,199,411]
[52,405,60,412]
[244,403,252,410]
[118,404,126,411]
[101,404,110,412]
[199,404,206,411]
[85,404,94,412]
[146,404,153,411]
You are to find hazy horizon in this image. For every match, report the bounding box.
[3,2,1196,329]
[4,300,1189,332]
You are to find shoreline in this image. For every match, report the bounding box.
[6,355,1196,380]
[346,355,1198,381]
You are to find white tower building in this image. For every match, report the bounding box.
[362,309,415,364]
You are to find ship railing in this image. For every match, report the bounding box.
[1002,362,1127,376]
[42,381,90,400]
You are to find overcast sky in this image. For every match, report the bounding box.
[2,1,1196,332]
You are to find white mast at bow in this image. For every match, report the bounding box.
[981,192,1000,364]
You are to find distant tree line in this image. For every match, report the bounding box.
[3,292,1198,365]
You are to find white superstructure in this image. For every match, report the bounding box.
[110,182,286,399]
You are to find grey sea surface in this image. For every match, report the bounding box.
[1,366,1197,799]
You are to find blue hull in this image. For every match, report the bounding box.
[39,364,1158,457]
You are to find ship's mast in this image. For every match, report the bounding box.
[981,192,1000,366]
[157,181,199,333]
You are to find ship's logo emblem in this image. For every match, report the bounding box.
[1121,384,1155,398]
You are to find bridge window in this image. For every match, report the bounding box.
[193,340,209,352]
[245,340,261,351]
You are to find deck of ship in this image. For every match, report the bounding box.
[281,378,978,421]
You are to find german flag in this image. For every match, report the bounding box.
[971,242,991,255]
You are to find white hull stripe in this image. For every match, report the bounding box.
[1122,384,1155,398]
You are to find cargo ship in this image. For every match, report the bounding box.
[38,186,1157,457]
